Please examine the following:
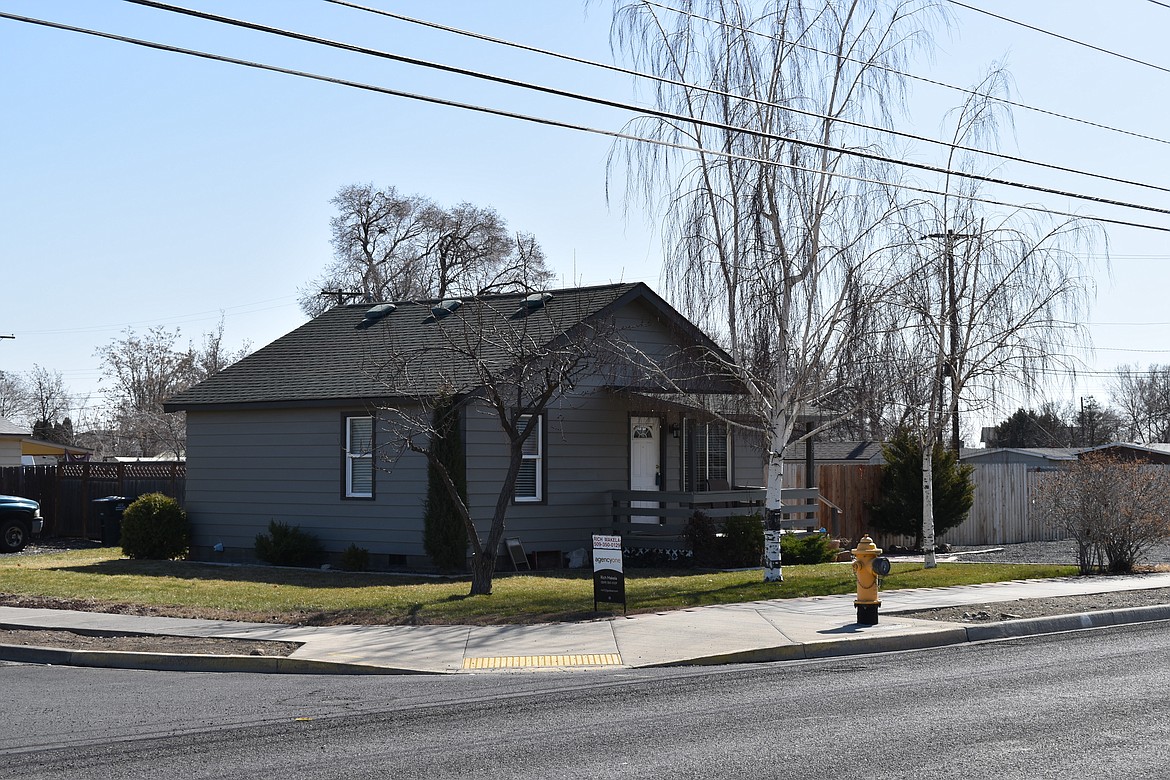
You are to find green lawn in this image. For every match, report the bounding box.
[0,548,1079,625]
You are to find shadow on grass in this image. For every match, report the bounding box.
[57,558,461,590]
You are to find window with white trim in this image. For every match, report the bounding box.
[345,415,374,498]
[514,414,543,502]
[683,419,730,491]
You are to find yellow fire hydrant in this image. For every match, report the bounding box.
[851,535,889,625]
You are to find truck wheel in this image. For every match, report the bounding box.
[0,518,27,553]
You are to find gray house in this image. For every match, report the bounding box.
[165,283,766,570]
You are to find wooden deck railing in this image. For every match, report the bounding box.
[609,487,836,541]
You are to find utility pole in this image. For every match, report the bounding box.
[319,289,365,307]
[1080,395,1097,446]
[921,228,978,452]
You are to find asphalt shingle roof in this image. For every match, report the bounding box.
[166,282,691,410]
[0,418,29,436]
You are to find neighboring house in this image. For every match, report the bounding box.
[0,418,25,468]
[785,440,885,470]
[961,443,1170,467]
[1077,442,1170,464]
[0,417,91,467]
[165,283,766,569]
[960,447,1080,468]
[947,443,1170,546]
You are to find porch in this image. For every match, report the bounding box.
[609,487,838,544]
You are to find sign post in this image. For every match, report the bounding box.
[592,534,626,613]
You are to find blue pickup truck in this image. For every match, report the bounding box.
[0,494,44,553]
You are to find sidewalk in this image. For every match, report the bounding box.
[3,572,1169,674]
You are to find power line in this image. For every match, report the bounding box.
[323,0,1170,196]
[104,3,1170,220]
[5,10,1170,235]
[947,0,1170,76]
[16,297,298,336]
[640,0,1170,148]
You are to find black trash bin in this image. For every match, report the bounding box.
[92,496,130,547]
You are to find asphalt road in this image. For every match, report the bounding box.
[3,622,1168,779]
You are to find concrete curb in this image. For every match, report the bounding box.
[650,606,1170,668]
[3,605,1169,675]
[963,604,1170,642]
[0,643,431,675]
[648,628,971,668]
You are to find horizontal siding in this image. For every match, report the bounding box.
[464,388,767,555]
[464,390,628,553]
[183,303,772,564]
[185,407,428,556]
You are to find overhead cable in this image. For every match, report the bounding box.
[114,1,1170,218]
[947,0,1170,76]
[641,0,1170,148]
[322,0,1170,196]
[3,10,1169,234]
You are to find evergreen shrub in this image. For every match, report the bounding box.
[685,512,764,568]
[340,543,370,572]
[254,520,324,567]
[120,492,190,560]
[779,532,838,565]
[423,397,469,572]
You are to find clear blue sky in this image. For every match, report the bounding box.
[1,1,1167,435]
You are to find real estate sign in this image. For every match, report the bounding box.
[592,534,626,611]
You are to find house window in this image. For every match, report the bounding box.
[514,414,543,502]
[345,415,374,499]
[683,419,730,491]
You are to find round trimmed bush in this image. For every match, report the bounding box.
[120,493,190,560]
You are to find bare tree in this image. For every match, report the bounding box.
[299,184,555,316]
[26,365,70,439]
[97,321,249,457]
[0,371,31,424]
[895,68,1098,565]
[1111,364,1170,443]
[1034,452,1170,573]
[602,0,940,580]
[369,296,625,596]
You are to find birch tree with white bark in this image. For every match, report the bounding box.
[601,0,940,580]
[895,68,1098,565]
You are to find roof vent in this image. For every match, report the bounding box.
[515,292,552,316]
[355,303,395,330]
[430,299,463,319]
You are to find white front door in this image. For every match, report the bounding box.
[630,416,661,524]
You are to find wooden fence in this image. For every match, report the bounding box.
[0,458,1080,546]
[0,462,185,539]
[945,463,1065,545]
[782,464,882,542]
[786,461,1070,547]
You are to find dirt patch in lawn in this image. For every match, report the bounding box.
[895,586,1170,622]
[0,627,300,656]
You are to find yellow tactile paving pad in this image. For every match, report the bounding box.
[462,653,623,669]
